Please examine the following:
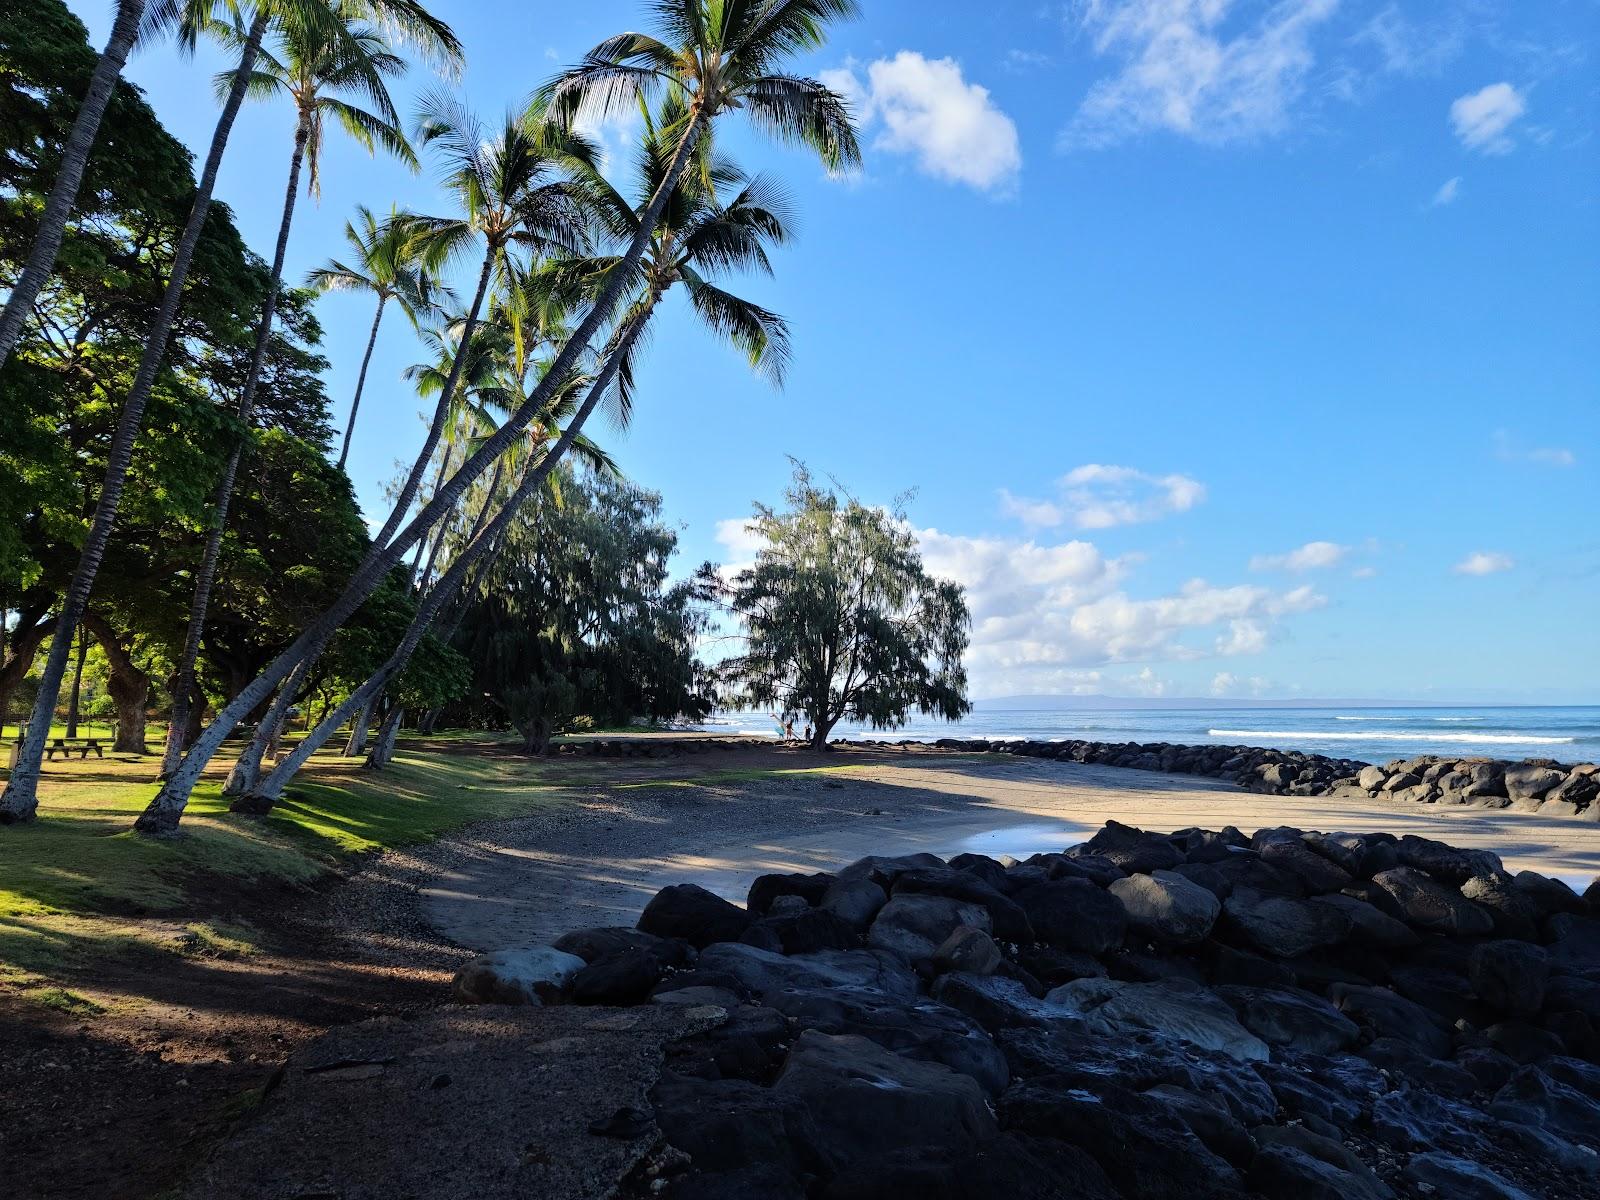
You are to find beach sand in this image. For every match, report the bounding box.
[417,751,1600,951]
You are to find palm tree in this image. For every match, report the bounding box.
[158,9,422,782]
[248,124,795,797]
[0,0,148,371]
[0,0,461,373]
[138,0,858,830]
[1,0,461,823]
[309,206,451,470]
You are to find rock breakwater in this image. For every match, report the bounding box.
[456,820,1600,1199]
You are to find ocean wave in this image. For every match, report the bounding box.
[1208,728,1575,745]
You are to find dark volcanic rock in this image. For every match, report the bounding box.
[1331,983,1454,1057]
[638,884,752,948]
[893,866,1034,943]
[747,871,835,915]
[868,894,991,961]
[1216,985,1359,1055]
[1013,878,1127,954]
[819,877,888,930]
[1078,820,1185,874]
[1109,869,1221,945]
[1470,940,1550,1016]
[1401,1152,1536,1200]
[1221,888,1350,957]
[1371,867,1495,936]
[1046,977,1269,1061]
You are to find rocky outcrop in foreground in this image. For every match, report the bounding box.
[917,737,1600,817]
[459,821,1600,1200]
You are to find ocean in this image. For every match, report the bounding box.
[694,704,1600,766]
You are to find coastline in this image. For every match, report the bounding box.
[413,749,1600,952]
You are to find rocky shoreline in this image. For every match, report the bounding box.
[449,819,1600,1200]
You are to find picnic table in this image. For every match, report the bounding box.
[19,736,105,763]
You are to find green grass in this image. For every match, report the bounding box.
[3,721,116,742]
[0,742,576,980]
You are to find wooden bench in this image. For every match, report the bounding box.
[43,737,104,761]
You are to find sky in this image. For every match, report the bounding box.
[69,0,1600,704]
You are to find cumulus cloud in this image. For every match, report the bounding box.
[713,515,1324,695]
[1002,464,1206,531]
[1453,551,1514,576]
[1494,431,1575,468]
[1211,670,1271,697]
[821,52,1021,193]
[1061,0,1339,148]
[1429,176,1461,207]
[1450,83,1527,153]
[1249,540,1349,572]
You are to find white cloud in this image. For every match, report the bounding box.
[715,514,1326,696]
[1003,464,1206,530]
[1429,176,1461,207]
[1211,670,1272,697]
[1249,540,1349,571]
[573,106,643,176]
[1494,430,1576,468]
[1352,6,1465,77]
[1351,565,1378,580]
[1450,83,1527,154]
[1062,0,1339,148]
[823,52,1021,194]
[1453,551,1514,576]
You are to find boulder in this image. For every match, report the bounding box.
[1013,878,1128,955]
[1396,835,1500,885]
[819,877,888,930]
[1307,893,1418,948]
[1401,1153,1535,1200]
[764,986,1009,1096]
[1143,1083,1254,1164]
[1511,870,1588,917]
[552,926,685,967]
[1458,875,1541,940]
[772,1031,998,1173]
[1303,831,1397,879]
[836,852,947,891]
[1503,765,1567,804]
[892,866,1034,943]
[1331,983,1453,1058]
[747,872,834,915]
[1469,941,1549,1016]
[1108,869,1221,945]
[1045,977,1270,1061]
[451,945,585,1005]
[652,1071,824,1178]
[1078,820,1184,874]
[867,894,991,961]
[637,884,752,948]
[1371,867,1495,936]
[1249,1126,1393,1200]
[931,971,1060,1032]
[742,908,861,955]
[568,949,663,1005]
[697,943,920,1001]
[1490,1064,1600,1149]
[1221,888,1351,958]
[1257,839,1353,894]
[933,925,1003,976]
[1216,985,1359,1055]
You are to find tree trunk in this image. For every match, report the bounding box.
[222,655,309,796]
[520,717,551,756]
[343,691,376,756]
[418,707,441,734]
[809,716,837,751]
[83,613,149,753]
[370,250,495,553]
[336,295,387,470]
[363,704,403,771]
[64,629,88,739]
[0,615,52,733]
[138,109,708,829]
[0,0,147,371]
[1,12,269,824]
[233,296,659,807]
[163,111,309,782]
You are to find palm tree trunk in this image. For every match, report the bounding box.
[137,110,708,829]
[336,295,387,470]
[0,0,147,371]
[160,111,311,784]
[364,703,403,770]
[239,297,656,804]
[342,691,376,756]
[223,652,309,795]
[2,11,270,824]
[369,251,495,553]
[64,629,88,739]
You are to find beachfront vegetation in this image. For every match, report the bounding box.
[722,466,973,748]
[2,0,875,834]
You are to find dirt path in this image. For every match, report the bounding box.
[420,753,1600,950]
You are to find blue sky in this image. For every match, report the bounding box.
[72,0,1598,702]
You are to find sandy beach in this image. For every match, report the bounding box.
[417,749,1600,950]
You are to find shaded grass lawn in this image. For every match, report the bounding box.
[0,738,580,985]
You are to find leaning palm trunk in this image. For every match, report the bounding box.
[162,112,313,779]
[136,112,706,831]
[0,0,146,371]
[217,249,497,789]
[357,454,503,766]
[241,307,645,804]
[336,294,388,470]
[1,12,270,824]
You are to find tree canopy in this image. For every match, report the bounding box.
[722,467,972,748]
